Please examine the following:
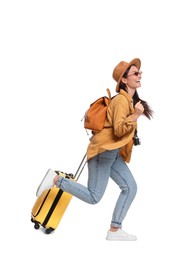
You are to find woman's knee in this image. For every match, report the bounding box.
[122,180,137,198]
[89,192,103,204]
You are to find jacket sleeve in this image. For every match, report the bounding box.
[112,97,137,138]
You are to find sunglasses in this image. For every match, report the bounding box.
[127,71,142,77]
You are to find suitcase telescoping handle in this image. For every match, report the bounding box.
[55,153,87,181]
[74,153,87,181]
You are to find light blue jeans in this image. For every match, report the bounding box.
[56,149,137,228]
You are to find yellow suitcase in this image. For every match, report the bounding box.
[31,155,87,234]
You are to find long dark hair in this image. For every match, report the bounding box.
[119,66,153,120]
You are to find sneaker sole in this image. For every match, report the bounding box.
[36,169,56,197]
[106,237,137,241]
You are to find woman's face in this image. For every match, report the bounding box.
[124,65,142,90]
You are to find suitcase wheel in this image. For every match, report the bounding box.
[31,217,40,230]
[45,227,54,234]
[34,222,40,230]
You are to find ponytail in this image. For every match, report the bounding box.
[133,91,153,120]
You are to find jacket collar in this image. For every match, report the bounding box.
[119,89,133,103]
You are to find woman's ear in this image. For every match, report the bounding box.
[121,77,127,84]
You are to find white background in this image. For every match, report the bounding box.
[1,0,181,259]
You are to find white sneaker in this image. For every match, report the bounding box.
[106,229,137,241]
[36,169,57,197]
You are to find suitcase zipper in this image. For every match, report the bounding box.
[42,189,64,227]
[33,190,51,217]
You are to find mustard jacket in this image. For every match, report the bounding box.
[87,89,137,163]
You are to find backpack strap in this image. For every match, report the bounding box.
[106,88,111,100]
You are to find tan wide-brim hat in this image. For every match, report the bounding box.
[113,58,141,93]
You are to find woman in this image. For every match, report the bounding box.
[36,58,153,241]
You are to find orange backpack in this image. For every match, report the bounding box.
[83,88,111,133]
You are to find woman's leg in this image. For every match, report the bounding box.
[110,155,137,229]
[55,149,119,204]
